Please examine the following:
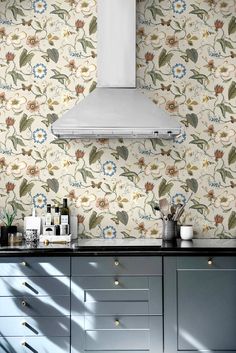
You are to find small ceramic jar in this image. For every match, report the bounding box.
[180,225,193,240]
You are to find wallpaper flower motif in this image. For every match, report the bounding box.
[0,0,236,239]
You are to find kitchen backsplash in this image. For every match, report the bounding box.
[0,0,236,238]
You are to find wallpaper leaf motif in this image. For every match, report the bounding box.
[0,0,236,239]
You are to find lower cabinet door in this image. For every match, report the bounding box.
[164,257,236,353]
[71,315,163,353]
[0,337,70,353]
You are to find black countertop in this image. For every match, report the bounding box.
[0,238,236,256]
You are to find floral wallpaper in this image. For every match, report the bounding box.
[0,0,236,239]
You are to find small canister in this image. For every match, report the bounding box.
[180,225,193,240]
[162,220,177,241]
[60,224,69,235]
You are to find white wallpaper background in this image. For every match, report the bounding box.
[0,0,236,238]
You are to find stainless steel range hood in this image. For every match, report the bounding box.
[52,0,181,139]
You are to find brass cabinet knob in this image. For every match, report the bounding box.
[114,260,119,266]
[114,280,119,286]
[21,261,27,266]
[21,300,27,307]
[208,258,213,265]
[21,321,27,326]
[21,341,26,346]
[22,282,26,286]
[115,319,120,327]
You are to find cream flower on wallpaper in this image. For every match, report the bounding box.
[33,63,47,79]
[33,0,47,14]
[6,28,26,46]
[77,192,96,208]
[146,30,165,47]
[33,193,47,209]
[6,160,26,176]
[102,226,117,239]
[152,93,166,106]
[172,0,187,14]
[6,95,27,112]
[96,197,109,210]
[33,128,47,144]
[116,181,133,196]
[146,222,162,238]
[215,127,235,144]
[214,1,235,16]
[77,61,96,80]
[215,61,235,79]
[76,0,96,14]
[144,161,165,178]
[214,192,234,210]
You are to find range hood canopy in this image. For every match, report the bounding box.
[52,0,181,139]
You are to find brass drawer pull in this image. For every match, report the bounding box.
[114,279,119,286]
[208,258,213,266]
[21,300,27,307]
[115,319,120,327]
[21,261,27,267]
[114,260,120,266]
[21,341,26,346]
[21,321,27,326]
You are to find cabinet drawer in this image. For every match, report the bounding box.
[0,337,70,353]
[0,296,70,316]
[0,316,70,337]
[0,276,70,297]
[0,257,70,276]
[72,316,162,352]
[71,276,162,315]
[72,256,162,276]
[177,256,236,270]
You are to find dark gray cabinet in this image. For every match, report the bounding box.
[71,256,163,353]
[1,254,235,353]
[0,257,70,353]
[164,256,236,353]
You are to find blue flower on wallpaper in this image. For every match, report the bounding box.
[33,128,47,144]
[172,0,186,14]
[174,131,186,144]
[102,226,117,239]
[33,193,47,209]
[102,161,117,176]
[172,193,186,205]
[33,0,47,14]
[33,63,47,79]
[172,63,186,79]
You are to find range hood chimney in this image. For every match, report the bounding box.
[52,0,181,139]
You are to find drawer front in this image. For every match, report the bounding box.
[71,276,162,315]
[0,337,70,353]
[177,256,236,270]
[0,276,70,297]
[71,316,162,352]
[0,296,70,316]
[72,256,162,276]
[0,316,70,337]
[0,257,70,276]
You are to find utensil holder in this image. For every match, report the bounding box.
[162,220,177,241]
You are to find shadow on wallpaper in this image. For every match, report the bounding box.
[0,0,236,238]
